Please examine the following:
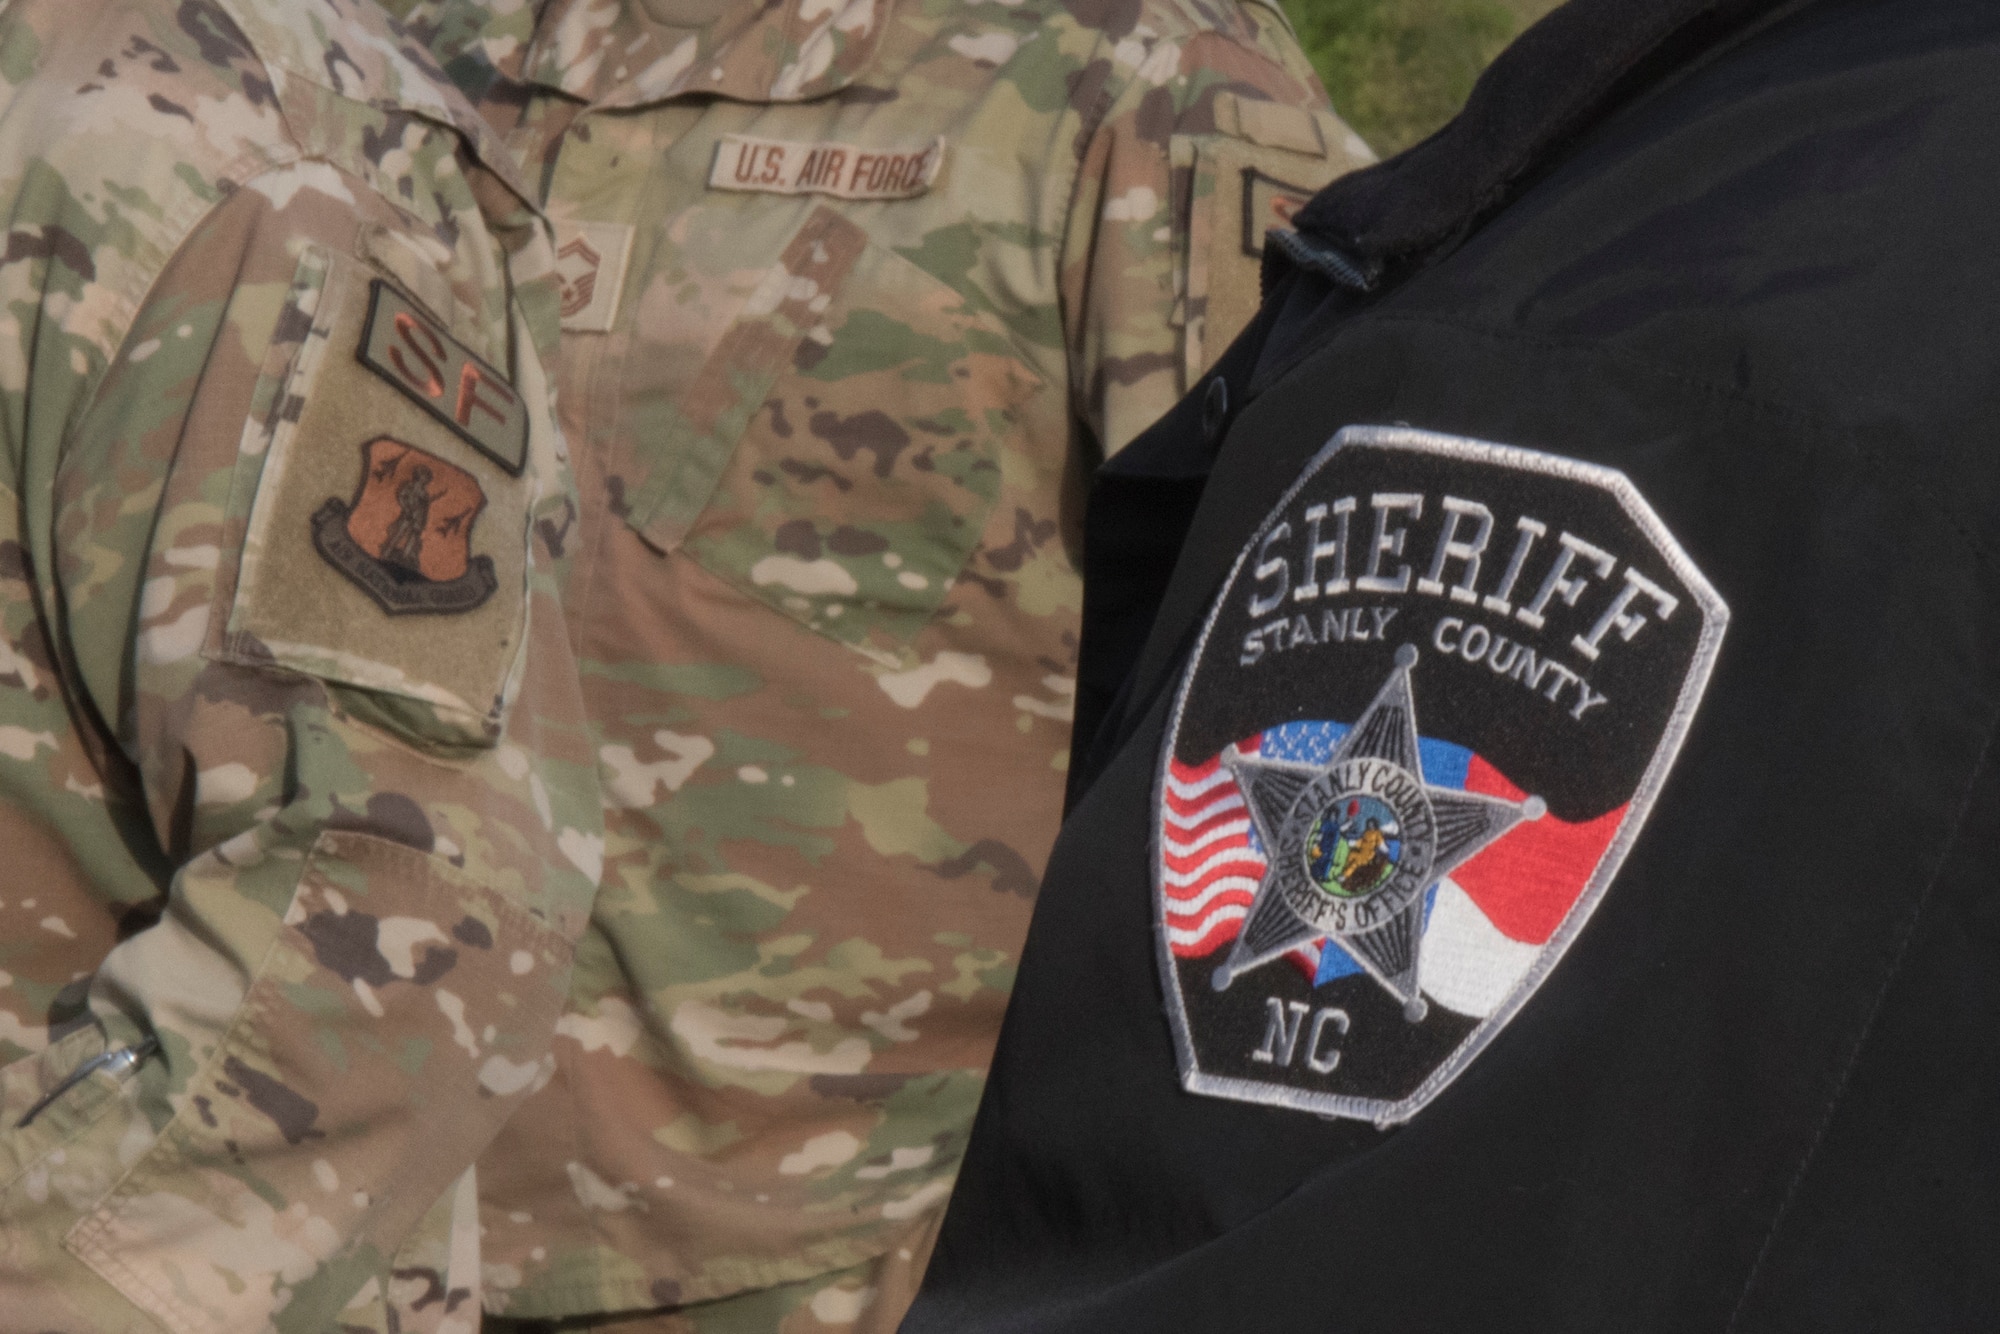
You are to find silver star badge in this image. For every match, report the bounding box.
[1212,643,1548,1021]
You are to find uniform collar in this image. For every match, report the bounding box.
[215,0,540,213]
[519,0,893,108]
[1284,0,1796,287]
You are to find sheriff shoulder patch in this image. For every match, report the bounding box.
[1157,426,1726,1126]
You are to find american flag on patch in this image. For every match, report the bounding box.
[1161,738,1323,978]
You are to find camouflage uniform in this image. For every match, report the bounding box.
[383,1,1371,1330]
[0,1,601,1330]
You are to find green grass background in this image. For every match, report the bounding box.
[1282,0,1564,155]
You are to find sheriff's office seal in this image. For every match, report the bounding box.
[1156,426,1726,1125]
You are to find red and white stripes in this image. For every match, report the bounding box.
[1161,755,1265,958]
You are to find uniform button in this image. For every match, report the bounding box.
[1202,376,1229,443]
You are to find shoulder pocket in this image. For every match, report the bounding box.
[211,248,552,749]
[620,205,1040,654]
[1174,97,1374,380]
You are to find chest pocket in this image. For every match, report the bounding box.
[621,205,1039,653]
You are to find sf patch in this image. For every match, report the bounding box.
[312,437,497,614]
[1157,425,1727,1125]
[225,248,539,742]
[358,279,527,475]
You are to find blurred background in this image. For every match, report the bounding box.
[1282,0,1564,155]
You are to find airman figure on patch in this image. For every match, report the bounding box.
[381,0,1373,1329]
[0,1,602,1330]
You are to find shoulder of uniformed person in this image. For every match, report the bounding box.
[0,3,591,1333]
[0,0,565,745]
[1040,0,1362,145]
[1041,0,1377,438]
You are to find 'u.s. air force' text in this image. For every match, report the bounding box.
[1236,490,1679,721]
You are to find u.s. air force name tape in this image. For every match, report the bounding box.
[709,134,946,201]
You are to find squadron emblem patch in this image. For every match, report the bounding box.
[1157,426,1726,1125]
[312,437,497,615]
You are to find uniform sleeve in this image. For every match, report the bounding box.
[0,107,599,1334]
[1060,1,1375,459]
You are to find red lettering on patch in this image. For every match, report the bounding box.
[389,311,446,399]
[455,361,516,432]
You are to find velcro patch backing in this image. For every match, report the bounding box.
[226,251,533,736]
[708,134,945,201]
[1214,90,1331,157]
[1175,134,1352,381]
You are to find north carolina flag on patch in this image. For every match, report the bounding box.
[1164,723,1624,1020]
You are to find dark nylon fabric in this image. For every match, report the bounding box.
[905,1,2000,1329]
[1067,0,1808,798]
[1066,300,1274,814]
[1290,0,1797,274]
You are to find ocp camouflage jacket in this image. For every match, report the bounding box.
[0,1,602,1329]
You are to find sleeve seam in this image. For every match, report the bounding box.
[1055,48,1144,437]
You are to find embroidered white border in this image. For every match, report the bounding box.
[1153,424,1731,1127]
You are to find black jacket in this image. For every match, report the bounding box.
[904,0,2000,1329]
